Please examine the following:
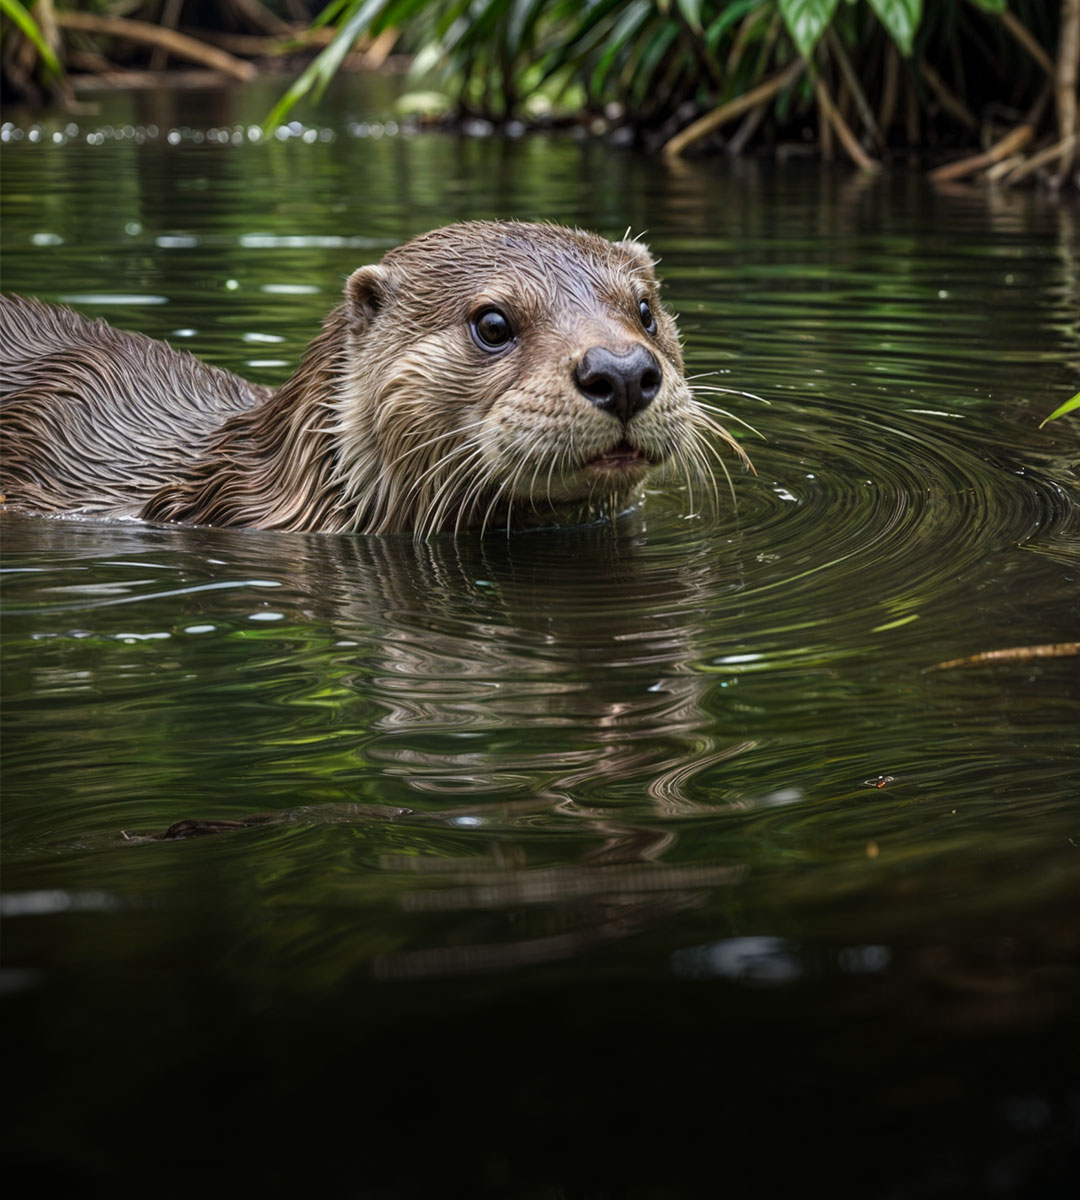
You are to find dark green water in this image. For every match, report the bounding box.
[2,80,1079,1197]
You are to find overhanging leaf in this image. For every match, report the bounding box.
[777,0,840,60]
[705,0,765,51]
[264,0,390,130]
[1,0,62,78]
[867,0,922,56]
[675,0,704,34]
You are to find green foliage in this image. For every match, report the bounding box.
[0,0,62,78]
[266,0,1057,154]
[1039,393,1080,428]
[865,0,921,55]
[264,0,405,131]
[777,0,839,58]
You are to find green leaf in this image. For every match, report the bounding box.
[777,0,840,60]
[967,0,1006,12]
[705,0,765,50]
[1039,393,1080,428]
[264,0,390,131]
[631,20,679,105]
[506,0,547,56]
[1,0,62,78]
[374,0,436,30]
[308,0,354,29]
[867,0,922,55]
[675,0,704,33]
[590,1,652,94]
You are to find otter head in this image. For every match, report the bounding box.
[328,221,745,536]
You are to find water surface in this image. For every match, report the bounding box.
[2,80,1079,1197]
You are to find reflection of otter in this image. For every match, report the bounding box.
[6,511,753,976]
[1,222,745,535]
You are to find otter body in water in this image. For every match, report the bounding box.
[1,221,744,535]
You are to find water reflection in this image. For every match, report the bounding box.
[4,86,1080,1198]
[2,93,1078,998]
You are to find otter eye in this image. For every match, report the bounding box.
[639,299,657,334]
[471,307,514,351]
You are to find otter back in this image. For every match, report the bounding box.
[1,295,270,517]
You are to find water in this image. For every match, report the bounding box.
[2,81,1079,1197]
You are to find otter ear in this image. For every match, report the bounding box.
[615,238,656,275]
[345,264,391,329]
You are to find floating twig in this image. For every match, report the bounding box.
[928,642,1080,671]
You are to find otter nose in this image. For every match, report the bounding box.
[574,344,662,423]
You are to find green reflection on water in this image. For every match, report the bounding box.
[1,76,1079,1197]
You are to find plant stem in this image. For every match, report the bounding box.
[929,83,1052,182]
[827,27,881,148]
[919,57,977,133]
[1056,0,1080,182]
[814,77,878,169]
[662,58,804,160]
[1005,133,1080,185]
[55,11,256,81]
[997,7,1055,77]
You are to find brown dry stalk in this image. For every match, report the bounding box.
[361,27,399,71]
[55,11,256,81]
[920,57,978,132]
[998,7,1056,76]
[226,0,295,38]
[879,42,899,136]
[148,0,183,72]
[929,83,1051,182]
[662,58,804,160]
[905,72,920,146]
[985,152,1026,181]
[728,8,774,77]
[819,77,835,161]
[827,28,882,147]
[814,77,878,169]
[1006,133,1080,184]
[728,103,767,156]
[1057,0,1080,181]
[928,643,1080,671]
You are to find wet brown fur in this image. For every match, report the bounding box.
[1,221,745,535]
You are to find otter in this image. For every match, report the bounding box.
[1,221,746,536]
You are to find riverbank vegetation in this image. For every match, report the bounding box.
[2,1,1077,187]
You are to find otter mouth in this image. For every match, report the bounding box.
[583,441,653,473]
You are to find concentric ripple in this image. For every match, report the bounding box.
[2,116,1078,990]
